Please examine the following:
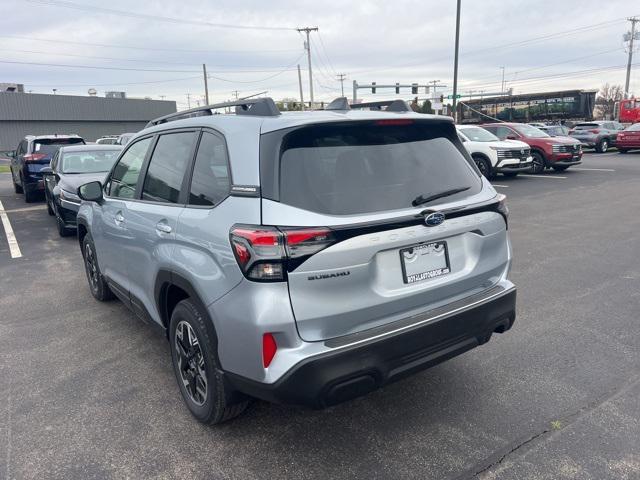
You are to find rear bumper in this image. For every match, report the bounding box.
[226,285,516,408]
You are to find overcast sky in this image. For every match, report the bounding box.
[1,0,638,109]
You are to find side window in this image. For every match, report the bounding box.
[493,126,512,140]
[142,131,197,203]
[188,131,231,207]
[109,137,152,199]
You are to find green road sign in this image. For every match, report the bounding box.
[447,94,462,99]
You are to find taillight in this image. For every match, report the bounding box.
[23,153,47,162]
[589,129,600,134]
[568,129,575,134]
[496,193,509,228]
[229,225,336,281]
[262,333,277,368]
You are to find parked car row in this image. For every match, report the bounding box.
[458,122,583,177]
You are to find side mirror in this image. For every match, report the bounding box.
[78,181,103,203]
[40,166,53,175]
[7,150,16,158]
[506,135,518,140]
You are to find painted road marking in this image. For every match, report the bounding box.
[0,199,22,258]
[571,168,616,172]
[2,205,47,214]
[492,184,509,188]
[519,174,567,179]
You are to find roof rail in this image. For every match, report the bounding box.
[324,97,412,113]
[145,98,280,128]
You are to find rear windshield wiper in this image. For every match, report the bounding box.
[412,186,471,207]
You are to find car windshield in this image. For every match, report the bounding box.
[459,127,498,142]
[574,123,599,130]
[273,120,481,215]
[625,123,640,131]
[513,124,550,138]
[60,149,120,174]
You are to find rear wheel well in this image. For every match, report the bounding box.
[163,284,190,330]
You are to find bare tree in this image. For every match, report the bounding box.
[595,83,623,119]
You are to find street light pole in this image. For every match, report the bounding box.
[452,0,462,122]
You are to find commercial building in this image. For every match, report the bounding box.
[0,92,176,150]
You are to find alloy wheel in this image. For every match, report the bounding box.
[84,243,99,292]
[175,321,208,406]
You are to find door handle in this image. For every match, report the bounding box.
[114,212,125,224]
[155,222,172,234]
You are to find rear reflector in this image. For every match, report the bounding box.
[262,333,277,368]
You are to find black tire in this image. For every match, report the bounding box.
[472,155,493,179]
[81,233,115,301]
[56,212,74,237]
[169,299,249,424]
[13,178,23,194]
[24,188,37,203]
[552,166,569,172]
[502,172,518,178]
[596,138,609,153]
[530,151,546,174]
[618,149,628,154]
[45,191,54,215]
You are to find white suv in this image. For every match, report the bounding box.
[457,125,532,178]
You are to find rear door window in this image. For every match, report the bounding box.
[141,131,197,203]
[269,121,481,216]
[188,131,231,207]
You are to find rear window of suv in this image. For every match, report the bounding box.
[33,138,85,157]
[264,120,481,216]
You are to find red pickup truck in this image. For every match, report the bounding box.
[482,123,583,173]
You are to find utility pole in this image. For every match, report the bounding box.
[500,66,505,93]
[452,0,462,122]
[297,27,318,107]
[203,64,209,104]
[186,93,191,109]
[297,64,305,111]
[159,95,166,100]
[231,90,239,100]
[624,16,639,98]
[337,73,347,97]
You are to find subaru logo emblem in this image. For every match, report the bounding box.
[424,212,445,227]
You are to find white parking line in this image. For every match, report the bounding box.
[571,168,616,172]
[519,174,567,179]
[0,200,22,258]
[491,184,509,188]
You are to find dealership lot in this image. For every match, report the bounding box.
[1,152,639,479]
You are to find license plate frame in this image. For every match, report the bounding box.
[400,241,451,284]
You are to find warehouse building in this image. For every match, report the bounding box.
[0,92,176,151]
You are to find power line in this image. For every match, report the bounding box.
[0,34,299,54]
[0,48,304,70]
[207,53,305,83]
[0,59,200,73]
[316,31,338,76]
[26,75,203,87]
[24,0,298,31]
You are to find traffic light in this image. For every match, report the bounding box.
[411,83,418,94]
[440,94,444,103]
[395,83,400,94]
[371,82,376,94]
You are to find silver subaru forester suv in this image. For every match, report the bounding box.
[76,97,516,424]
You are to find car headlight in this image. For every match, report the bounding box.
[60,189,81,203]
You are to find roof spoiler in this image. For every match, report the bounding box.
[145,97,280,128]
[325,97,412,112]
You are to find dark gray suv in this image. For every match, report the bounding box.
[569,121,625,153]
[75,98,517,424]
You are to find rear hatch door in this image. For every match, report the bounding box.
[261,118,510,342]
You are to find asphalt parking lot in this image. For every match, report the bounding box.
[1,151,639,480]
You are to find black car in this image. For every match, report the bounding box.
[43,144,122,236]
[9,135,85,202]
